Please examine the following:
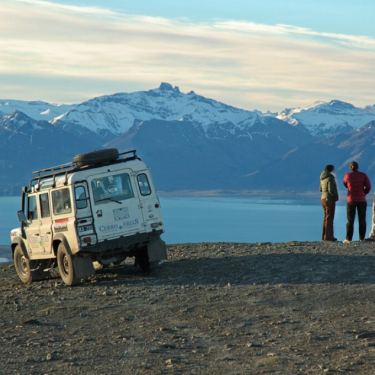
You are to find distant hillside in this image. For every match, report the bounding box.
[105,117,313,192]
[1,83,375,195]
[0,111,100,195]
[247,121,375,192]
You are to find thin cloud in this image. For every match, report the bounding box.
[1,0,375,110]
[215,21,375,49]
[11,0,116,16]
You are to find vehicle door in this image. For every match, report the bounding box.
[51,187,75,246]
[74,182,95,244]
[136,171,164,232]
[24,194,44,256]
[38,191,53,255]
[89,170,145,241]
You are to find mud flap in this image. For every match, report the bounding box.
[148,238,167,262]
[73,256,95,279]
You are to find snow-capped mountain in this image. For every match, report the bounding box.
[52,82,264,141]
[0,100,75,121]
[0,111,100,195]
[106,116,313,191]
[277,100,375,138]
[1,83,375,195]
[246,120,375,192]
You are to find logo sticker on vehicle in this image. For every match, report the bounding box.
[99,224,119,232]
[121,219,139,228]
[98,219,140,233]
[54,218,68,232]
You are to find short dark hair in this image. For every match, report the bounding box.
[325,164,335,172]
[350,161,358,171]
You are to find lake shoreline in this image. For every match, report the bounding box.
[158,189,323,199]
[0,245,11,261]
[3,189,329,199]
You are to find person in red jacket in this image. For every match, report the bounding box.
[343,161,371,243]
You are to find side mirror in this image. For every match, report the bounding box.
[17,210,27,223]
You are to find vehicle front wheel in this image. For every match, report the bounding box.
[57,243,79,286]
[14,245,33,284]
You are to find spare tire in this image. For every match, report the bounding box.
[73,148,119,168]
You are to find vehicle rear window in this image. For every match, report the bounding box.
[75,186,88,209]
[137,174,151,196]
[91,173,134,205]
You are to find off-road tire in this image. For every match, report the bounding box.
[14,245,33,284]
[134,246,150,275]
[57,243,79,286]
[73,148,119,168]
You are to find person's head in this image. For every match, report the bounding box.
[324,164,335,172]
[350,161,359,171]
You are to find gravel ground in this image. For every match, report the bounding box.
[1,241,375,374]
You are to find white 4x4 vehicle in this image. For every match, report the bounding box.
[11,149,167,285]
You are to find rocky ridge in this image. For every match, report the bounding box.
[1,241,375,374]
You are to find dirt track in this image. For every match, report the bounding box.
[2,241,375,374]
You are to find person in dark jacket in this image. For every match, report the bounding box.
[343,161,371,243]
[320,164,339,241]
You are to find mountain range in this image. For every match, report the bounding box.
[1,82,375,196]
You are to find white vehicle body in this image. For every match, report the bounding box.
[11,149,167,285]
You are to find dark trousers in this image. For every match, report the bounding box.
[346,201,367,241]
[321,199,336,240]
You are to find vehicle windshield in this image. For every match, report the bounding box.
[91,172,134,205]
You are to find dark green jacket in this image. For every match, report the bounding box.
[320,171,339,201]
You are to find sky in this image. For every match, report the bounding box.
[1,0,375,112]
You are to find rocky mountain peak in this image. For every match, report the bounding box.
[158,82,180,93]
[1,110,30,130]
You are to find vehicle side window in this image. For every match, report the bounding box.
[137,174,151,196]
[28,195,38,220]
[39,193,50,218]
[75,186,87,209]
[52,188,72,215]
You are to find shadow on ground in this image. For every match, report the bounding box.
[92,252,375,287]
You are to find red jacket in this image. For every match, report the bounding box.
[343,170,371,202]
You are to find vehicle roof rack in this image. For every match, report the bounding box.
[29,150,139,191]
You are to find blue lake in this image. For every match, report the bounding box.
[1,195,373,250]
[159,196,373,244]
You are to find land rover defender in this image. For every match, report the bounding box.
[10,149,167,285]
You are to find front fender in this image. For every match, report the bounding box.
[11,238,28,259]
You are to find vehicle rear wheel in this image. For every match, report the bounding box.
[134,246,150,275]
[73,148,119,168]
[14,245,33,284]
[57,243,79,286]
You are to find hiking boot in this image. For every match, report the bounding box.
[342,239,351,243]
